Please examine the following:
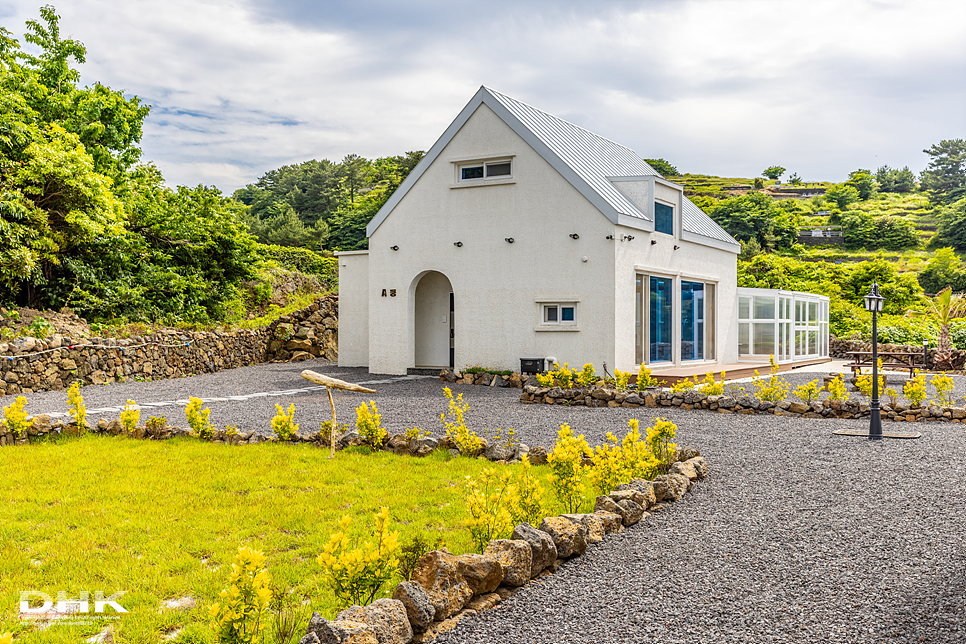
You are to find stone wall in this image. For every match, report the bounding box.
[0,295,338,396]
[830,337,966,371]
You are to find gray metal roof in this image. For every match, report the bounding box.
[367,86,739,251]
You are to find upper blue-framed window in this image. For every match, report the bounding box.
[655,202,673,235]
[460,160,512,182]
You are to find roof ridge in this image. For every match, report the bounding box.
[481,86,637,154]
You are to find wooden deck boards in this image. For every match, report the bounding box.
[648,357,831,385]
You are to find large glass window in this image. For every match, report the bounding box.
[650,276,673,362]
[655,202,673,235]
[635,276,644,365]
[681,281,704,360]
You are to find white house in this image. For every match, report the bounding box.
[337,87,827,376]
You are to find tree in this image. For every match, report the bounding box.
[706,191,802,251]
[762,166,785,180]
[906,287,966,369]
[841,212,920,251]
[788,172,802,186]
[920,139,965,204]
[919,247,966,294]
[933,198,966,251]
[876,165,916,193]
[825,184,860,211]
[644,158,678,176]
[845,169,876,200]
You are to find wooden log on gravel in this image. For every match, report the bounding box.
[300,370,376,457]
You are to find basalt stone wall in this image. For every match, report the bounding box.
[829,337,966,370]
[0,295,338,396]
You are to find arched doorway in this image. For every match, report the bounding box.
[414,271,454,369]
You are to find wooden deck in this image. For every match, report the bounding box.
[645,357,832,385]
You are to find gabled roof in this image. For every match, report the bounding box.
[366,86,739,252]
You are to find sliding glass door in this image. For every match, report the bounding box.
[650,276,673,362]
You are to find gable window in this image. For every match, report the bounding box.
[655,201,673,235]
[543,303,576,325]
[459,159,512,182]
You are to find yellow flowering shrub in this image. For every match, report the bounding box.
[67,381,86,431]
[2,395,30,439]
[903,371,927,407]
[465,468,516,553]
[753,356,790,403]
[0,632,11,644]
[622,419,659,479]
[509,453,545,527]
[575,363,597,388]
[636,365,664,390]
[855,360,885,399]
[645,418,678,475]
[555,363,574,388]
[931,372,955,407]
[535,371,555,387]
[884,386,900,407]
[317,507,400,608]
[826,374,849,402]
[119,400,140,435]
[697,371,725,395]
[355,401,386,448]
[614,369,630,392]
[440,388,482,454]
[210,546,273,644]
[404,426,431,441]
[670,378,695,394]
[547,424,591,513]
[588,433,626,496]
[186,397,216,439]
[271,404,299,441]
[794,380,823,405]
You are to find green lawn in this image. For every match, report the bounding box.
[0,436,548,643]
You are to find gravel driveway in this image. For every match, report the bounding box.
[4,359,964,643]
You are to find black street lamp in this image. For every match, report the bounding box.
[862,281,885,440]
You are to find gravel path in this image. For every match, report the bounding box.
[4,360,964,642]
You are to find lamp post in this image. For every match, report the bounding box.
[863,281,885,440]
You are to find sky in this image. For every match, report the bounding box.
[2,0,964,193]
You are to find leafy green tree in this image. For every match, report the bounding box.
[762,166,785,180]
[841,212,919,251]
[707,192,802,251]
[933,197,966,251]
[824,184,860,210]
[906,287,966,366]
[788,172,802,186]
[845,169,877,200]
[842,258,922,315]
[918,247,966,294]
[920,139,965,204]
[876,165,916,193]
[644,158,678,176]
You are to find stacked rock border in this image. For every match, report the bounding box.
[298,453,710,644]
[0,295,338,396]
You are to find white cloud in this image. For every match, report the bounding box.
[2,0,963,191]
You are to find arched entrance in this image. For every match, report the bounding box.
[414,271,454,369]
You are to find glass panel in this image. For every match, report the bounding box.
[655,202,673,235]
[809,302,817,323]
[545,306,558,323]
[561,307,575,322]
[778,322,787,360]
[650,276,673,362]
[705,283,715,360]
[635,276,644,365]
[738,297,750,320]
[738,323,750,355]
[461,166,484,180]
[681,281,704,361]
[753,323,775,355]
[795,301,803,323]
[486,162,511,177]
[754,296,775,320]
[808,330,818,355]
[796,330,806,355]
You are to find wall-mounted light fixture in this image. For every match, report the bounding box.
[390,245,399,251]
[605,234,614,240]
[505,238,514,243]
[454,241,463,247]
[674,245,680,250]
[650,239,657,245]
[581,256,588,263]
[621,234,635,242]
[570,233,579,240]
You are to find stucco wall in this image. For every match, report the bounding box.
[336,252,369,368]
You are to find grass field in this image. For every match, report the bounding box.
[0,437,552,643]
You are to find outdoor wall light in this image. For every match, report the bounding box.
[570,233,579,240]
[621,234,635,241]
[650,239,657,245]
[390,245,399,251]
[454,241,463,247]
[674,245,680,250]
[505,238,514,243]
[605,234,614,240]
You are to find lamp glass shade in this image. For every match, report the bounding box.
[863,283,886,312]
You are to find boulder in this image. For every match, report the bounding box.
[298,634,320,644]
[593,510,624,534]
[653,473,691,501]
[614,479,657,508]
[411,549,474,620]
[483,540,531,587]
[593,495,620,514]
[466,592,501,612]
[454,553,504,595]
[560,514,605,544]
[675,446,701,462]
[670,460,698,482]
[392,581,435,632]
[686,456,708,479]
[305,613,378,644]
[510,523,557,578]
[538,516,587,558]
[335,599,412,644]
[609,489,645,507]
[527,445,548,465]
[484,440,513,462]
[615,499,645,526]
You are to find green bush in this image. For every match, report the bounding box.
[258,244,338,286]
[842,212,920,251]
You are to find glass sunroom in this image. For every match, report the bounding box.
[736,288,829,363]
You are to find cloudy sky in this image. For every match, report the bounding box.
[2,0,964,193]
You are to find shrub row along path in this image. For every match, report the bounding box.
[5,358,964,643]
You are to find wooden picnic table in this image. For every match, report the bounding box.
[845,350,927,376]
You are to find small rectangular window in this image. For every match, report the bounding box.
[542,303,576,325]
[461,166,484,180]
[486,162,511,177]
[655,202,673,235]
[545,306,558,323]
[561,307,574,322]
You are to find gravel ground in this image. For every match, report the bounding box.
[4,360,964,643]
